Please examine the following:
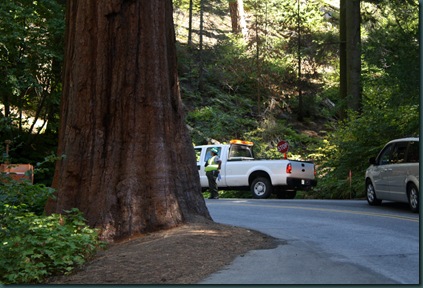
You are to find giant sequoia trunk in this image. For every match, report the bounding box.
[45,0,211,241]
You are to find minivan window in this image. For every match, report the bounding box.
[406,141,419,163]
[391,142,408,164]
[378,143,393,165]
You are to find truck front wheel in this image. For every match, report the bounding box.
[251,177,273,199]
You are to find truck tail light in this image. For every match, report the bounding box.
[286,163,292,174]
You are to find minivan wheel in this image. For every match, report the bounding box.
[251,177,272,199]
[366,180,382,206]
[407,183,419,213]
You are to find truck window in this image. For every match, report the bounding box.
[205,147,221,162]
[194,148,202,163]
[228,144,253,159]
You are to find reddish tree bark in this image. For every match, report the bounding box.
[229,0,247,39]
[45,0,211,241]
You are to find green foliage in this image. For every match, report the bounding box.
[187,98,257,144]
[0,207,103,284]
[361,1,419,108]
[0,180,105,284]
[203,190,251,199]
[0,0,64,119]
[0,0,418,209]
[244,118,321,160]
[306,0,418,199]
[219,190,251,198]
[0,180,54,215]
[180,37,259,144]
[178,0,339,147]
[33,152,65,186]
[181,0,418,201]
[0,0,64,178]
[312,104,419,199]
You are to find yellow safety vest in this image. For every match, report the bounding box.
[205,156,219,172]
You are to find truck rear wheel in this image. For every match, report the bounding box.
[251,177,272,199]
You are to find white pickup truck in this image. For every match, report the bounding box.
[194,140,317,199]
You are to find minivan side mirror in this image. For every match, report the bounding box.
[369,157,377,165]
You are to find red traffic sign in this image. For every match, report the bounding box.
[277,140,289,153]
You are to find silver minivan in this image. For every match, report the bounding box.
[365,137,419,212]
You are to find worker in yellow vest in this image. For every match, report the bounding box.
[205,147,221,199]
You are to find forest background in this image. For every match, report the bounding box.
[0,0,419,284]
[0,0,419,199]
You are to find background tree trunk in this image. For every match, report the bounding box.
[339,0,347,118]
[229,1,238,33]
[198,0,205,90]
[346,0,362,112]
[297,0,303,121]
[237,0,248,39]
[229,0,247,38]
[254,1,261,114]
[188,0,193,46]
[340,0,362,116]
[45,0,211,242]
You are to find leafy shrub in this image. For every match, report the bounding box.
[313,104,419,199]
[219,190,251,198]
[0,179,55,215]
[203,190,251,199]
[244,118,322,160]
[0,180,105,284]
[0,207,103,284]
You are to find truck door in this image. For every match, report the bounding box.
[196,146,224,188]
[195,147,208,187]
[225,143,254,187]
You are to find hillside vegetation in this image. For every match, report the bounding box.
[0,0,419,198]
[0,1,419,283]
[172,0,419,198]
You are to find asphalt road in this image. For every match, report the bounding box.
[199,199,420,285]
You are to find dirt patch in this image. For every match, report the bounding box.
[47,220,278,284]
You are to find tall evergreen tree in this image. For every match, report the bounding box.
[45,0,211,241]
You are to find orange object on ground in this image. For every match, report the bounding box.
[0,164,34,184]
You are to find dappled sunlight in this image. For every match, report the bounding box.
[162,225,232,238]
[183,228,232,237]
[115,224,234,247]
